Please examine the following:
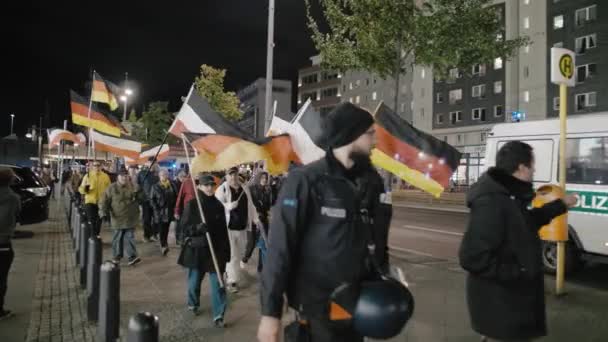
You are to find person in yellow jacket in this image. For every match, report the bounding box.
[79,161,111,236]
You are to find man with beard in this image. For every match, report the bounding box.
[257,103,393,342]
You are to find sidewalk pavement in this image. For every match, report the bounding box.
[2,200,607,341]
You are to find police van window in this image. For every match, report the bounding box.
[498,139,554,183]
[565,137,608,185]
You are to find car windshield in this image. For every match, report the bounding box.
[12,167,45,188]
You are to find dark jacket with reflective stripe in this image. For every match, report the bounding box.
[260,153,392,318]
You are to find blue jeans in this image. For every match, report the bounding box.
[187,269,227,320]
[112,228,137,260]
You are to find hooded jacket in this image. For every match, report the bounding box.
[459,167,567,340]
[78,171,111,205]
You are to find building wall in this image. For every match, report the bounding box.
[412,65,433,133]
[237,78,292,138]
[547,0,608,117]
[297,57,341,115]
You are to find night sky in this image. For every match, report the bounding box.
[3,0,323,137]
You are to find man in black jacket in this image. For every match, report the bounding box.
[459,141,577,342]
[257,103,392,342]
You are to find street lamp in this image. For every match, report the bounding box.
[10,113,15,136]
[121,88,133,122]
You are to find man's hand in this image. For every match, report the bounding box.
[257,316,281,342]
[563,194,578,208]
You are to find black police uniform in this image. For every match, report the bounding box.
[260,151,392,342]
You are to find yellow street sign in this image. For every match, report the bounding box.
[559,54,574,79]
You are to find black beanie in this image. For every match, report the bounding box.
[322,102,375,148]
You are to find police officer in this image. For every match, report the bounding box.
[257,103,393,342]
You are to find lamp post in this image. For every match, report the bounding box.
[10,113,15,135]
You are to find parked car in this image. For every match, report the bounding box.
[1,164,50,225]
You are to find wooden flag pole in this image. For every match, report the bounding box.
[181,133,225,288]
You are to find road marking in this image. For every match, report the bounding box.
[389,244,437,258]
[401,224,464,237]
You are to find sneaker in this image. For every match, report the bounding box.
[214,318,225,328]
[150,236,158,242]
[239,260,247,269]
[188,306,200,316]
[127,257,141,266]
[0,310,14,321]
[111,257,121,265]
[227,283,239,294]
[161,247,169,256]
[143,237,151,243]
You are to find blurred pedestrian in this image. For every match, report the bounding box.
[243,171,272,272]
[138,160,160,242]
[174,173,197,246]
[459,141,577,342]
[79,161,111,235]
[150,169,178,255]
[0,167,20,320]
[99,170,142,266]
[178,174,230,327]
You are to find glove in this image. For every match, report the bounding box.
[195,223,208,235]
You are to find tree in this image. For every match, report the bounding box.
[307,0,529,80]
[194,64,243,121]
[127,109,138,123]
[139,102,173,145]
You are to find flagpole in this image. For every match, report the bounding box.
[264,0,275,137]
[181,133,225,288]
[87,71,96,160]
[142,129,171,183]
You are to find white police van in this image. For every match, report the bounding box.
[484,113,608,273]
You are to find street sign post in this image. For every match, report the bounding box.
[550,47,576,295]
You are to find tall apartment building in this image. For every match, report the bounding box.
[297,55,342,115]
[547,1,607,116]
[236,78,292,138]
[340,69,415,123]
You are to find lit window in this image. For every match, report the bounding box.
[524,91,530,103]
[349,82,353,90]
[349,97,353,103]
[372,91,377,101]
[449,89,463,104]
[421,68,426,79]
[553,15,564,29]
[524,17,530,29]
[355,96,360,104]
[494,57,503,70]
[494,81,503,94]
[524,45,530,53]
[524,0,530,4]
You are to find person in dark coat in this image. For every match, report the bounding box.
[242,171,273,271]
[149,169,178,256]
[178,173,231,327]
[459,141,577,342]
[138,161,160,242]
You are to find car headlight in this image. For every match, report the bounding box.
[25,187,48,197]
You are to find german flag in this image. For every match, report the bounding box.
[372,103,461,197]
[91,130,141,160]
[70,90,123,137]
[92,72,119,111]
[171,87,297,175]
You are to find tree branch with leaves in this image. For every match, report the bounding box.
[194,64,243,121]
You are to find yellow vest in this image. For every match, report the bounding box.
[78,171,111,205]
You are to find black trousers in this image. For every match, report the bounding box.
[0,244,14,311]
[141,202,155,239]
[285,318,363,342]
[156,222,171,248]
[84,203,101,236]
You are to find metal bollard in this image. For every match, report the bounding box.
[74,215,81,265]
[79,222,91,288]
[98,261,120,342]
[127,312,159,342]
[87,235,102,322]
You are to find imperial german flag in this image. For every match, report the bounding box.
[172,87,297,175]
[91,130,142,160]
[92,72,119,110]
[372,103,461,197]
[70,90,122,137]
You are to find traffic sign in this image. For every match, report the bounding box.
[551,47,576,87]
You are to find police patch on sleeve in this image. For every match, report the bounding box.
[380,192,392,205]
[283,198,297,208]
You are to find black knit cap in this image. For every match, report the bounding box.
[198,173,215,185]
[322,102,374,149]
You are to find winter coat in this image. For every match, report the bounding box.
[98,182,142,229]
[177,191,231,273]
[174,178,196,218]
[137,168,159,198]
[214,182,259,231]
[0,186,21,244]
[78,171,111,205]
[459,167,568,340]
[149,181,178,224]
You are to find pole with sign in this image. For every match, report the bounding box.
[549,47,575,295]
